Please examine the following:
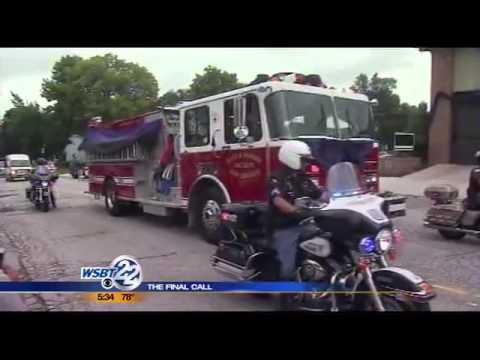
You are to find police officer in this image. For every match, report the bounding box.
[467,151,480,210]
[266,141,324,280]
[33,158,50,177]
[29,157,57,208]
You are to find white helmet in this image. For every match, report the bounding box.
[278,140,313,170]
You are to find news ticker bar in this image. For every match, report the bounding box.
[0,281,328,293]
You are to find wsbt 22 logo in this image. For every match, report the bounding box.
[81,255,143,291]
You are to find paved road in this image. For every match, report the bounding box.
[0,176,479,311]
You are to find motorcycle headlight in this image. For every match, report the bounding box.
[375,229,393,253]
[359,236,376,254]
[11,170,16,175]
[41,181,49,187]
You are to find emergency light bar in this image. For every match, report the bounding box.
[250,72,327,87]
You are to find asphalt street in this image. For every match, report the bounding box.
[0,176,479,311]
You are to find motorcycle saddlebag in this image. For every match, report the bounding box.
[425,203,464,227]
[214,241,252,268]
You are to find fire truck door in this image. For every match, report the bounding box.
[220,94,267,202]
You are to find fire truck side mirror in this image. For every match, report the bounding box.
[234,126,249,141]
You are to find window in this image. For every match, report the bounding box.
[265,91,336,139]
[9,160,31,167]
[245,94,262,142]
[224,94,262,144]
[224,99,235,144]
[185,106,210,147]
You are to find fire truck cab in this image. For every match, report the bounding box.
[85,73,381,243]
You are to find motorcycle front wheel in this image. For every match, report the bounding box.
[42,200,50,212]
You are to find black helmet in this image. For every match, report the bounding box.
[37,158,47,165]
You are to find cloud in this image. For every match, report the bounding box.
[0,48,431,117]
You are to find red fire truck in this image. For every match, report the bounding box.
[83,73,383,243]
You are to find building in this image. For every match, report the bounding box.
[64,134,87,163]
[422,48,480,165]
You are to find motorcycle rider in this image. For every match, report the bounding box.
[29,157,57,207]
[266,141,325,280]
[32,157,50,177]
[466,151,480,210]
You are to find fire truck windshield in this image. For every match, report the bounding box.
[334,97,375,139]
[265,91,375,139]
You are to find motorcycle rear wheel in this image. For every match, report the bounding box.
[42,200,50,212]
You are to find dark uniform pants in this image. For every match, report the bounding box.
[271,225,302,280]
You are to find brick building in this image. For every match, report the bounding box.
[423,48,480,165]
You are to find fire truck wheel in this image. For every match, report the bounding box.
[104,180,124,217]
[198,188,226,244]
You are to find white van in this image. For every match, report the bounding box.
[5,154,32,181]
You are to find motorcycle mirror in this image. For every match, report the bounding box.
[234,126,249,141]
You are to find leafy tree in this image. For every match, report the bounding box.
[157,65,245,108]
[2,93,49,158]
[188,65,244,99]
[41,53,159,136]
[352,73,403,150]
[405,101,429,158]
[351,73,369,94]
[352,72,400,115]
[157,89,191,107]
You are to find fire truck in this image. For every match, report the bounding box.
[83,72,386,244]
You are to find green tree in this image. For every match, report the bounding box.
[405,101,429,158]
[157,65,244,106]
[351,73,369,94]
[352,73,402,150]
[41,53,159,136]
[188,65,244,99]
[157,89,191,107]
[352,72,400,114]
[2,92,49,158]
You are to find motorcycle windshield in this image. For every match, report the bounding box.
[326,162,365,198]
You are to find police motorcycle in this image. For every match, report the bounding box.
[211,162,435,311]
[26,172,59,212]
